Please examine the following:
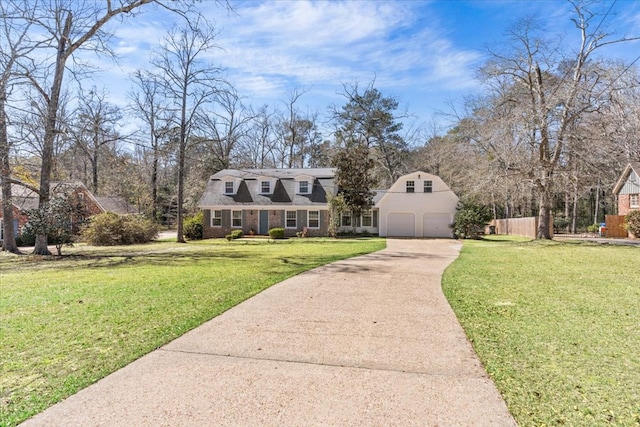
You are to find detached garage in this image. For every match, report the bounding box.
[386,212,416,237]
[377,172,458,238]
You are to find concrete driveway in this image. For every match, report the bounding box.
[22,239,516,426]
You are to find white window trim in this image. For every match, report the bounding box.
[423,180,433,193]
[232,210,242,227]
[361,210,373,227]
[224,181,234,195]
[298,180,310,194]
[406,180,415,193]
[211,210,222,227]
[260,180,271,194]
[341,211,352,227]
[631,194,639,208]
[308,210,320,229]
[286,210,297,229]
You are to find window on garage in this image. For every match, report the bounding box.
[406,180,415,193]
[423,180,433,193]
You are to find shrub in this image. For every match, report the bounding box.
[554,216,569,233]
[452,201,492,239]
[269,227,285,239]
[183,212,203,240]
[625,210,640,237]
[587,224,599,234]
[225,230,243,241]
[82,212,159,246]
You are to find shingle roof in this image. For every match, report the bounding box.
[198,168,337,208]
[1,182,134,215]
[94,197,136,214]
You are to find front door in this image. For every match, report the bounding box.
[259,210,269,235]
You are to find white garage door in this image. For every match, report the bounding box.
[422,213,452,238]
[387,213,416,237]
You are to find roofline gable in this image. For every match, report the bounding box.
[613,162,640,195]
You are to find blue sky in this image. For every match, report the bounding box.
[95,0,640,133]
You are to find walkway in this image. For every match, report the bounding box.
[22,239,516,426]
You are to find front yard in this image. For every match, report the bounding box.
[0,238,385,426]
[443,237,640,426]
[3,235,638,426]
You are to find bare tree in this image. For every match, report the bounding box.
[129,69,173,221]
[237,105,277,168]
[68,87,122,195]
[151,15,224,242]
[19,0,186,254]
[0,0,39,253]
[194,88,254,174]
[475,1,639,238]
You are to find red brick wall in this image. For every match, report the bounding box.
[618,194,631,216]
[0,205,29,236]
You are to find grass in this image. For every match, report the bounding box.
[0,237,385,426]
[442,236,640,426]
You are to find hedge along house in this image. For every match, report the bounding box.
[198,168,459,239]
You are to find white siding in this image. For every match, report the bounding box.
[386,213,415,237]
[422,213,454,238]
[377,172,458,238]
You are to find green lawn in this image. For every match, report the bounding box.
[442,237,640,426]
[0,237,385,426]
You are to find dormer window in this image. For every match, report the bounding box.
[224,181,234,194]
[406,180,415,193]
[261,180,271,194]
[298,180,309,194]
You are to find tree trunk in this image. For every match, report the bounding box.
[593,179,600,225]
[564,191,570,234]
[571,183,579,234]
[34,11,73,255]
[152,138,158,222]
[92,131,99,194]
[1,89,21,253]
[176,138,185,243]
[536,179,553,240]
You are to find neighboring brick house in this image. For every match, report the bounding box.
[0,181,134,240]
[198,168,459,239]
[613,162,640,216]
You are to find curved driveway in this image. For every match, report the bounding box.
[23,239,516,426]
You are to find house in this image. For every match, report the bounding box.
[613,162,640,216]
[0,181,134,240]
[197,168,459,238]
[376,171,459,238]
